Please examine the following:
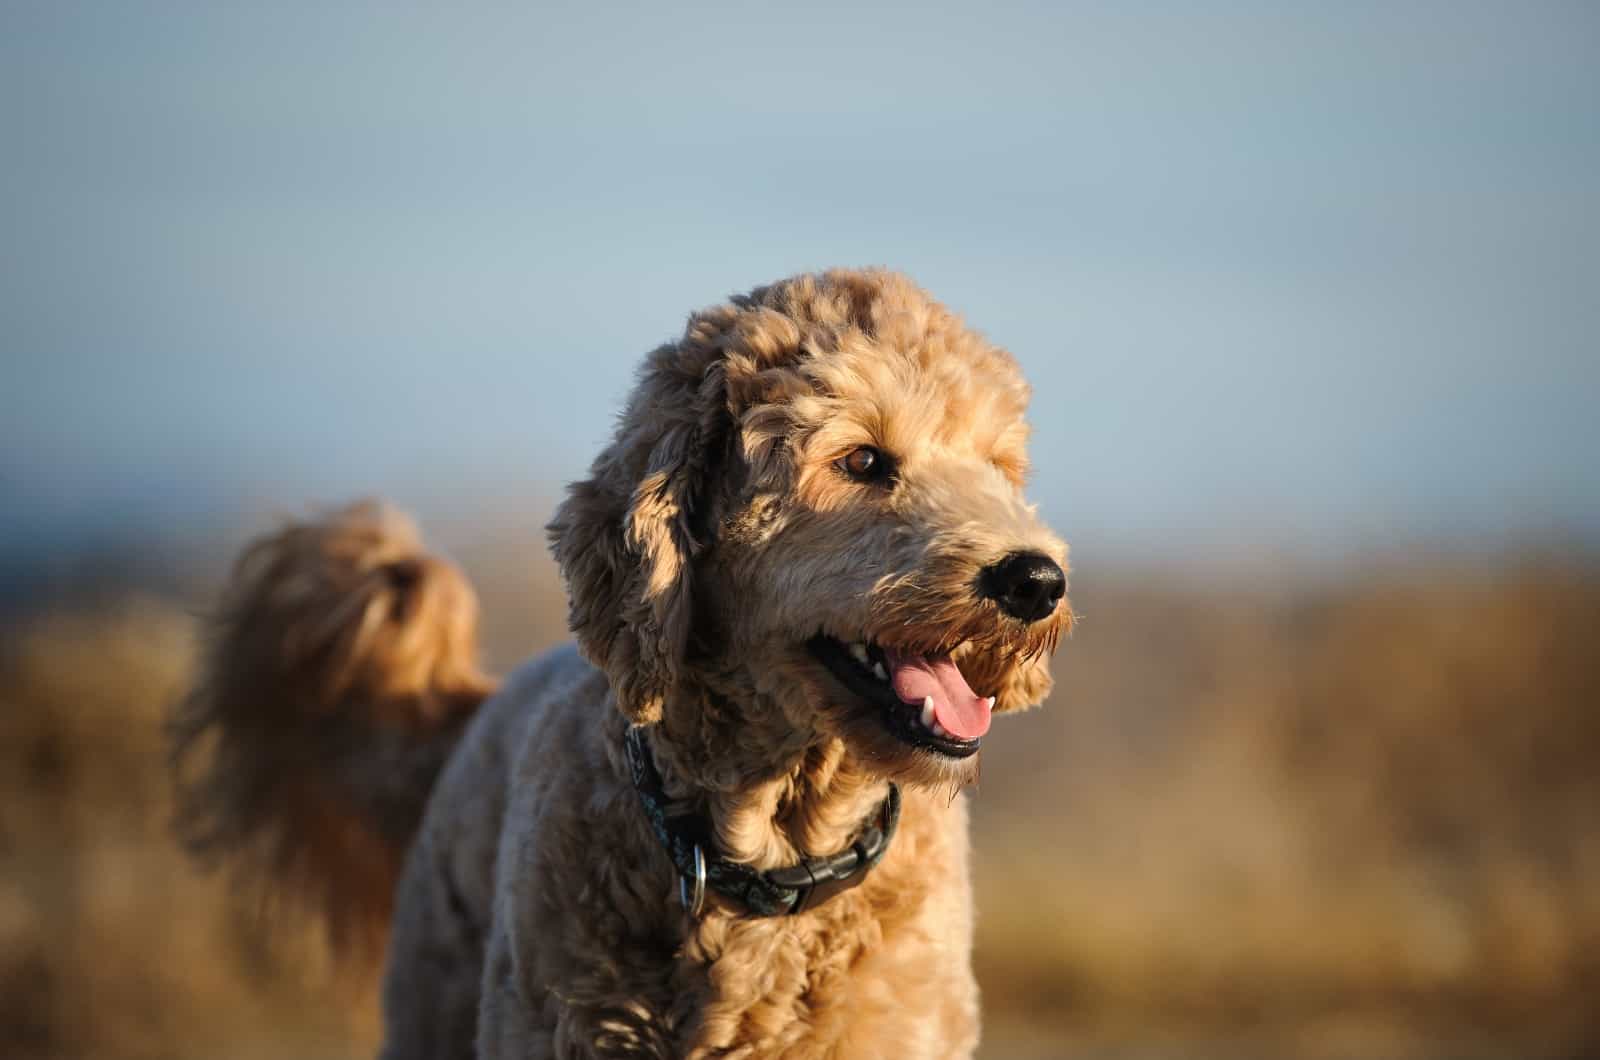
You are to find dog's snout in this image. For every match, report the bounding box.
[979,551,1065,623]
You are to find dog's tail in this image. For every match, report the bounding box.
[170,500,497,958]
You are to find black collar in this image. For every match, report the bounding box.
[623,725,900,918]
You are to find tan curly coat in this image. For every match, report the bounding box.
[172,269,1071,1058]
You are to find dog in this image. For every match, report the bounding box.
[171,268,1071,1058]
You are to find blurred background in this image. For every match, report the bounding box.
[2,3,1597,1058]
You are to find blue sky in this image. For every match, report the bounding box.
[3,1,1596,565]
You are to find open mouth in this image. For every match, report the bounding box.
[807,635,992,759]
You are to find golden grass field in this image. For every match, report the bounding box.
[1,537,1595,1059]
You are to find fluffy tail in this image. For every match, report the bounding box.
[171,501,497,958]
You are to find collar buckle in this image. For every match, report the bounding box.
[625,724,900,919]
[678,842,707,918]
[766,785,899,915]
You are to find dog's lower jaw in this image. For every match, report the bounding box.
[805,636,986,758]
[830,706,984,793]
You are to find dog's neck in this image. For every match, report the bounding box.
[611,681,891,871]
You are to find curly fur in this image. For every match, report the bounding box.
[172,269,1071,1057]
[170,501,494,956]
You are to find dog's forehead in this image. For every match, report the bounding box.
[777,307,1036,461]
[718,270,1035,469]
[799,337,1030,449]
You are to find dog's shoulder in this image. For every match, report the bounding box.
[490,642,603,727]
[408,643,607,892]
[438,642,607,808]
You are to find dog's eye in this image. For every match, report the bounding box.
[837,446,894,486]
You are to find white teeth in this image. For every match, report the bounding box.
[920,696,935,728]
[849,643,869,665]
[931,720,949,738]
[985,696,996,710]
[872,662,888,681]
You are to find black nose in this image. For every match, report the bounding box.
[978,551,1066,623]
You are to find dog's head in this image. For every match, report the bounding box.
[548,269,1070,787]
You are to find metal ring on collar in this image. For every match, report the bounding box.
[679,842,706,918]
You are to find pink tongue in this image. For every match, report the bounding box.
[884,648,992,740]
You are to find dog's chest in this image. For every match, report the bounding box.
[674,882,979,1058]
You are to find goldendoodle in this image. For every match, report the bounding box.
[172,268,1071,1058]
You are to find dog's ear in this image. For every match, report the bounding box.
[547,341,729,724]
